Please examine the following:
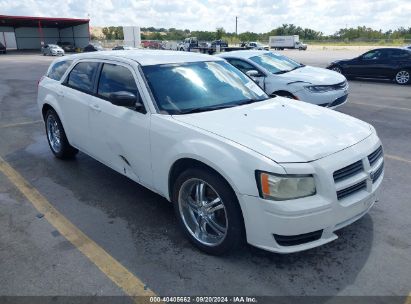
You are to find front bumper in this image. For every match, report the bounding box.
[239,134,383,253]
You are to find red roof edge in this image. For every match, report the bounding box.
[0,15,90,23]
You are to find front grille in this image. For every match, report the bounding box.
[274,230,323,246]
[337,180,367,200]
[333,160,363,182]
[372,161,384,182]
[368,146,383,166]
[328,94,348,107]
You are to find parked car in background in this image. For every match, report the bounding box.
[177,37,198,51]
[0,42,6,54]
[141,40,163,49]
[57,41,76,52]
[246,42,269,50]
[38,50,383,255]
[211,39,228,48]
[83,43,104,52]
[218,50,348,108]
[327,48,411,85]
[112,45,137,50]
[42,44,64,56]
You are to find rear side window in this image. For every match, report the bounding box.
[389,49,411,59]
[97,63,139,99]
[48,60,72,81]
[67,62,100,93]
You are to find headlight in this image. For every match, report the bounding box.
[305,85,334,93]
[256,171,316,201]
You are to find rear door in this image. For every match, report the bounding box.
[61,61,100,153]
[88,61,152,184]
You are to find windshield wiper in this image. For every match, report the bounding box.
[178,104,237,114]
[273,70,290,74]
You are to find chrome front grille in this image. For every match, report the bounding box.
[337,180,367,200]
[333,160,363,182]
[368,146,383,166]
[372,161,384,182]
[333,146,384,200]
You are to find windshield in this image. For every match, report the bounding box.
[250,52,303,74]
[142,61,269,114]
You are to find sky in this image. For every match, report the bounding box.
[0,0,410,34]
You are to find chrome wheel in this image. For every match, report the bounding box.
[332,66,342,74]
[395,70,410,84]
[178,178,228,246]
[46,115,61,153]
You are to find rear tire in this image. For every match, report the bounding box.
[45,109,78,159]
[172,168,244,255]
[394,69,410,85]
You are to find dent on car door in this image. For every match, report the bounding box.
[61,61,100,152]
[88,62,152,184]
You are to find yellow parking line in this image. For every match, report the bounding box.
[0,120,43,128]
[386,154,411,165]
[350,102,411,112]
[404,293,411,304]
[0,155,155,298]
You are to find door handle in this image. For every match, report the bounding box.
[57,91,64,97]
[90,104,101,112]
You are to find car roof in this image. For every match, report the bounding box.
[63,50,224,66]
[216,50,271,59]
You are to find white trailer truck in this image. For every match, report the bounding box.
[269,35,307,50]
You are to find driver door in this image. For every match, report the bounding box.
[88,61,152,185]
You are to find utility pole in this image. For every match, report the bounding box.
[235,16,238,36]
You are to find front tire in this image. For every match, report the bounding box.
[394,69,410,85]
[45,109,78,159]
[172,168,244,255]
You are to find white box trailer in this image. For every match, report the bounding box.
[123,26,141,48]
[269,35,307,50]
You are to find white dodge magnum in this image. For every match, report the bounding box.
[38,50,384,255]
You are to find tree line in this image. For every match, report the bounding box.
[98,24,411,42]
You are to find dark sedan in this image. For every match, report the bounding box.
[83,43,104,52]
[327,48,411,85]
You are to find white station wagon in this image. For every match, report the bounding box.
[38,50,384,255]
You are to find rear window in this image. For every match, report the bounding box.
[67,62,100,93]
[48,60,73,81]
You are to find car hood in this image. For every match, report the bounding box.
[172,98,372,163]
[279,65,346,85]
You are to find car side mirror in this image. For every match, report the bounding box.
[109,91,145,113]
[246,70,263,78]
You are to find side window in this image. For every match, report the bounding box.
[362,50,383,60]
[227,59,256,74]
[48,60,72,81]
[67,62,100,93]
[97,63,139,99]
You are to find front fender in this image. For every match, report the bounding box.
[149,115,285,201]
